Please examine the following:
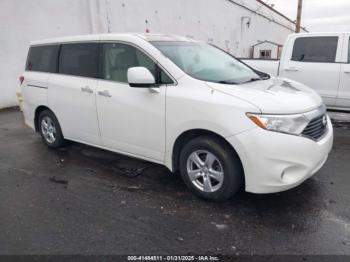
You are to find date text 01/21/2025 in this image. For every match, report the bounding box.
[127,255,220,261]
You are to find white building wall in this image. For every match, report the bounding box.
[0,0,93,109]
[0,0,299,108]
[104,0,296,57]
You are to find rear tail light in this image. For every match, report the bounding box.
[19,76,24,85]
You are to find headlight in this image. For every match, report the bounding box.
[246,113,309,135]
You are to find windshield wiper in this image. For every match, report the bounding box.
[248,77,262,82]
[216,80,239,85]
[242,77,267,84]
[217,76,269,85]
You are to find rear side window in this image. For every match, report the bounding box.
[59,43,99,78]
[291,37,338,63]
[26,45,59,72]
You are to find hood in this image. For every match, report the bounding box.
[206,77,323,114]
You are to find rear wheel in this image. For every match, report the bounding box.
[179,136,243,201]
[38,110,65,148]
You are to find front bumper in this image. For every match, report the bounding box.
[227,116,333,193]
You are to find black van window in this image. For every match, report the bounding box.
[291,37,338,63]
[26,45,59,72]
[59,43,99,78]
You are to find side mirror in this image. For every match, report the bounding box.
[127,67,156,88]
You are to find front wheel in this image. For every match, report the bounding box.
[179,136,243,201]
[38,110,65,148]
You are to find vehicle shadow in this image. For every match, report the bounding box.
[50,139,326,234]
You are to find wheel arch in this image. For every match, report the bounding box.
[34,105,55,132]
[171,129,244,177]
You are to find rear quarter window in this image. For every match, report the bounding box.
[291,36,338,63]
[26,45,59,72]
[58,43,99,78]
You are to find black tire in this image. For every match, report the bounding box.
[38,110,65,148]
[179,136,243,201]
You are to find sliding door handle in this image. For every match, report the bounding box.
[284,67,299,72]
[98,90,112,97]
[81,86,94,94]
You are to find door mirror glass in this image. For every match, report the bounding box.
[127,67,156,87]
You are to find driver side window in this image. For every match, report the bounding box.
[102,43,173,84]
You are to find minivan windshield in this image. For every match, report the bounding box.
[151,41,261,84]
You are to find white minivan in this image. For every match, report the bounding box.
[21,34,333,200]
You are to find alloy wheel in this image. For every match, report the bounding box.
[41,116,57,144]
[186,150,224,193]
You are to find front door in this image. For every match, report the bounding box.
[96,42,171,162]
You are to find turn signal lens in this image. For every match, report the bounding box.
[247,114,266,129]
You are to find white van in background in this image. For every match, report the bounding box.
[243,32,350,111]
[20,34,333,200]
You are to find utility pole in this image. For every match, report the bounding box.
[295,0,303,33]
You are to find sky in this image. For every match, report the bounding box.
[263,0,350,32]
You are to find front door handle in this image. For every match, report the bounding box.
[284,67,299,72]
[98,90,112,97]
[344,71,350,74]
[81,86,94,94]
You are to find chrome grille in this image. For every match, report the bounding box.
[302,114,328,140]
